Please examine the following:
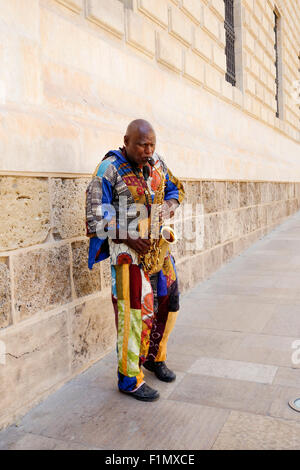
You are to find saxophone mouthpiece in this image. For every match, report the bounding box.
[148,157,155,167]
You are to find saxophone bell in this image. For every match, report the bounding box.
[161,226,177,245]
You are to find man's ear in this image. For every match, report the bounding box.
[124,135,129,146]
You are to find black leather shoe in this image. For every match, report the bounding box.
[119,383,160,402]
[143,361,176,382]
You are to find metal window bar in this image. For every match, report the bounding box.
[224,0,236,86]
[274,12,280,118]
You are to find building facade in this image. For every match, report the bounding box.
[0,0,300,428]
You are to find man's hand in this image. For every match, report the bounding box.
[124,237,151,255]
[160,199,179,221]
[111,231,151,255]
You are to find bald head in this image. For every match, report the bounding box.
[125,119,155,138]
[124,119,156,167]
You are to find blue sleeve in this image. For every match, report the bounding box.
[87,161,116,269]
[164,167,185,203]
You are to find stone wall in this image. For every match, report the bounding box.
[1,174,300,429]
[0,0,300,429]
[0,0,299,178]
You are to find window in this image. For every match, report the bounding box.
[224,0,236,86]
[273,9,283,119]
[274,11,280,118]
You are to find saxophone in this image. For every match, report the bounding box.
[139,168,177,275]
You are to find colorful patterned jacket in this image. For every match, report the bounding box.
[86,149,185,269]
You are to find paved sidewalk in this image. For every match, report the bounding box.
[1,213,300,450]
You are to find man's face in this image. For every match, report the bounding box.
[124,130,156,166]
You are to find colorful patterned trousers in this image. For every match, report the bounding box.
[111,254,179,392]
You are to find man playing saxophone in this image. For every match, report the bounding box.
[86,120,185,401]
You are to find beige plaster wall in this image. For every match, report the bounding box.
[0,0,300,429]
[0,0,299,179]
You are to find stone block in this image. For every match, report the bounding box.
[0,261,11,329]
[202,5,220,40]
[181,0,202,24]
[287,183,295,200]
[13,245,72,321]
[137,0,168,28]
[50,178,89,240]
[222,80,234,101]
[203,245,222,279]
[202,181,217,213]
[239,182,248,207]
[101,258,111,289]
[257,204,268,227]
[213,44,226,73]
[184,181,201,204]
[125,10,155,57]
[222,241,234,263]
[183,215,196,255]
[55,0,82,13]
[227,182,239,210]
[250,206,259,231]
[279,183,287,201]
[215,181,227,212]
[227,209,241,240]
[71,240,101,298]
[70,297,116,373]
[260,182,271,203]
[211,0,225,19]
[285,200,292,217]
[156,31,182,73]
[190,254,204,286]
[219,212,229,244]
[176,259,191,293]
[0,177,50,251]
[204,63,222,93]
[0,310,69,425]
[86,0,124,38]
[205,213,221,249]
[169,6,193,46]
[240,207,252,235]
[193,28,213,61]
[184,50,205,85]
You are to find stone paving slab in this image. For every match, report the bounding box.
[7,381,229,450]
[212,411,300,450]
[226,332,300,367]
[188,357,278,384]
[1,212,300,449]
[177,297,276,333]
[262,305,300,337]
[273,367,300,388]
[0,428,93,450]
[167,326,246,359]
[168,374,281,415]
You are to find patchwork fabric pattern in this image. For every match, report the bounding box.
[112,254,179,391]
[86,149,185,392]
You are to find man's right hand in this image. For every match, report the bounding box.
[124,237,151,255]
[111,232,151,255]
